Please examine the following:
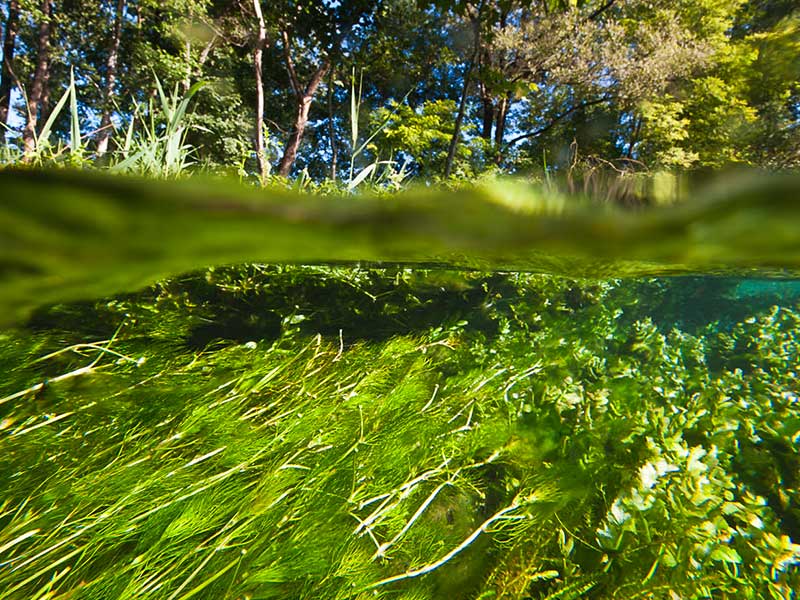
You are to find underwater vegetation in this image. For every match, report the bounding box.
[0,266,798,599]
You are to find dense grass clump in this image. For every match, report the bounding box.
[0,267,798,599]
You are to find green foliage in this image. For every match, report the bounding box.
[1,0,798,180]
[1,268,799,599]
[371,99,485,178]
[110,77,205,178]
[4,68,90,167]
[630,3,800,170]
[345,68,411,191]
[636,97,698,169]
[0,3,798,595]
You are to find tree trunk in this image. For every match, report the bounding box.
[277,61,329,177]
[96,0,125,157]
[625,115,641,159]
[0,0,20,144]
[276,27,330,178]
[494,91,510,148]
[479,82,493,140]
[182,39,191,94]
[38,56,52,125]
[444,13,481,178]
[443,56,475,178]
[252,0,268,181]
[22,0,53,157]
[327,67,337,180]
[276,27,330,177]
[196,36,215,75]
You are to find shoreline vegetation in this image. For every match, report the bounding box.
[0,1,797,182]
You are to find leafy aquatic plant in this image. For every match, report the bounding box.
[1,267,798,599]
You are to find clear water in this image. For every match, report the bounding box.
[1,171,799,599]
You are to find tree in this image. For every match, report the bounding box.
[266,1,379,177]
[629,1,799,169]
[485,0,712,168]
[21,0,54,156]
[0,0,794,176]
[371,98,484,177]
[0,0,20,144]
[95,0,126,156]
[443,1,482,178]
[275,27,330,177]
[252,0,268,180]
[741,7,799,167]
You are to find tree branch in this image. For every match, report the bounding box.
[501,95,611,150]
[281,28,301,97]
[197,34,218,68]
[304,60,330,98]
[588,0,617,21]
[253,0,269,182]
[444,5,483,177]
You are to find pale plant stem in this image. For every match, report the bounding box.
[2,324,139,407]
[174,555,240,600]
[0,365,97,407]
[353,458,452,535]
[503,362,544,405]
[420,383,440,412]
[9,487,146,575]
[166,516,243,600]
[371,477,454,560]
[0,529,40,556]
[363,497,528,591]
[359,452,501,556]
[6,546,83,598]
[32,341,137,365]
[11,411,74,437]
[1,331,141,407]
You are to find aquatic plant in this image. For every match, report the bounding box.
[1,267,797,599]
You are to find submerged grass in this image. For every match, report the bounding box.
[1,266,799,599]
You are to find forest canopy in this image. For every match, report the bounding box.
[0,0,798,184]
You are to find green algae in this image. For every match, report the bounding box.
[1,267,798,599]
